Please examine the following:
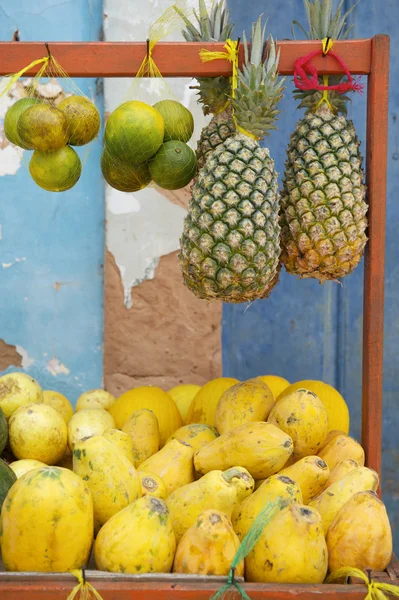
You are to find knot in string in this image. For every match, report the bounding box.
[66,569,105,600]
[327,566,399,600]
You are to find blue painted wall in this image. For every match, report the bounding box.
[225,0,399,549]
[0,0,104,402]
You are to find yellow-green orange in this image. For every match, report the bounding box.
[104,100,164,165]
[149,140,197,190]
[0,373,43,419]
[153,100,194,143]
[58,95,100,145]
[4,98,42,148]
[17,104,68,151]
[76,389,116,412]
[43,390,74,424]
[101,148,151,192]
[29,146,82,192]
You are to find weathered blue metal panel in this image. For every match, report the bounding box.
[225,0,398,549]
[0,0,104,402]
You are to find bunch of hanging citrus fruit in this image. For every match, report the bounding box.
[101,99,197,192]
[4,95,100,192]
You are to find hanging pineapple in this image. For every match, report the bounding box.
[179,17,285,303]
[280,0,367,282]
[175,0,236,170]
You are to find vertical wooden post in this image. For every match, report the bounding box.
[362,34,390,478]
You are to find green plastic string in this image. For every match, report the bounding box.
[210,500,281,600]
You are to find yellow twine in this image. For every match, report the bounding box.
[66,570,105,600]
[200,39,257,140]
[327,567,399,600]
[314,37,334,112]
[0,55,50,99]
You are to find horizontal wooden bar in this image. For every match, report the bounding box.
[0,39,371,77]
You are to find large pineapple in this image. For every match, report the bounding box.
[179,18,284,303]
[280,0,367,282]
[176,0,236,169]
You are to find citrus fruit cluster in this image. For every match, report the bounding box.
[4,95,100,192]
[102,99,197,192]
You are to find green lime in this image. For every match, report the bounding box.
[149,140,197,190]
[4,98,42,149]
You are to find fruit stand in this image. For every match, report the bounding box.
[0,34,397,599]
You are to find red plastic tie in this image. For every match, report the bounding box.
[294,47,363,94]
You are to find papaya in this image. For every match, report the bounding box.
[318,429,345,452]
[215,378,274,435]
[167,423,218,452]
[232,474,302,540]
[186,377,239,427]
[122,409,160,466]
[72,435,141,532]
[102,428,135,465]
[318,434,365,471]
[140,439,195,496]
[173,510,244,576]
[9,458,47,479]
[166,469,237,543]
[267,389,328,459]
[95,496,176,574]
[0,406,8,454]
[327,491,392,572]
[223,466,255,503]
[1,467,93,571]
[194,422,293,480]
[137,470,167,499]
[278,455,330,504]
[245,504,328,583]
[0,458,16,511]
[309,466,379,534]
[68,408,115,451]
[325,458,358,488]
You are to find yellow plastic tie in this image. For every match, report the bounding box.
[136,39,162,79]
[327,567,399,600]
[314,37,334,112]
[0,55,50,99]
[66,570,105,600]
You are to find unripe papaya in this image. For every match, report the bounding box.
[309,466,379,534]
[245,504,328,583]
[318,434,364,471]
[166,469,237,543]
[325,458,358,488]
[267,389,328,459]
[166,423,218,452]
[140,439,195,496]
[194,422,293,480]
[278,455,330,504]
[327,491,392,572]
[215,378,274,435]
[122,408,160,467]
[232,474,302,540]
[173,510,243,576]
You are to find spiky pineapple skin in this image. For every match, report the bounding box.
[280,106,367,281]
[179,133,281,303]
[196,108,236,170]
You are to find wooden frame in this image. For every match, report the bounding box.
[0,36,393,599]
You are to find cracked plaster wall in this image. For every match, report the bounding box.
[103,0,222,391]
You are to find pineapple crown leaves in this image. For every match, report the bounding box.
[175,0,235,116]
[292,0,359,115]
[232,16,285,140]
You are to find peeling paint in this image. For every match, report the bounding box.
[15,346,35,369]
[2,257,26,268]
[46,358,70,376]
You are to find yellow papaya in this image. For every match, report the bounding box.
[173,510,244,576]
[232,474,302,540]
[166,469,237,543]
[186,377,239,427]
[9,458,47,479]
[245,504,328,583]
[327,491,392,572]
[325,458,358,488]
[140,439,195,496]
[309,466,379,534]
[215,378,274,435]
[194,422,293,480]
[166,423,218,452]
[137,470,167,499]
[267,389,328,459]
[278,455,330,504]
[95,496,176,573]
[1,467,93,572]
[223,466,255,503]
[318,434,365,471]
[72,435,141,532]
[319,429,346,452]
[102,427,135,464]
[122,408,160,466]
[67,408,115,451]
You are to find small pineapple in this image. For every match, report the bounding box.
[176,0,236,169]
[280,0,367,282]
[179,18,284,303]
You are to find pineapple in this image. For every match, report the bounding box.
[176,0,236,169]
[179,18,284,303]
[280,0,367,282]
